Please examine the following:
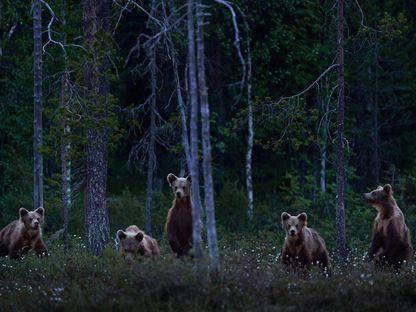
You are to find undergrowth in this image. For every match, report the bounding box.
[0,235,415,311]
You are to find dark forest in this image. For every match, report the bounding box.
[0,0,416,311]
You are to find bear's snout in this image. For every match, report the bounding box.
[362,193,371,202]
[176,192,182,198]
[290,229,296,236]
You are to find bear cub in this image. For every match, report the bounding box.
[117,225,160,264]
[165,173,193,258]
[281,212,330,271]
[0,207,48,259]
[363,184,412,268]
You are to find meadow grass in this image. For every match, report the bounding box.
[0,234,415,311]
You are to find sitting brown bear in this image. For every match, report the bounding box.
[0,207,48,259]
[363,184,412,268]
[117,225,160,264]
[281,212,330,271]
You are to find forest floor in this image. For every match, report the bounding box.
[0,235,415,311]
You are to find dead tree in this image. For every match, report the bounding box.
[335,0,347,263]
[83,0,111,255]
[33,0,44,209]
[196,1,219,269]
[187,0,203,260]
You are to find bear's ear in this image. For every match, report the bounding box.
[117,230,127,241]
[281,212,291,222]
[19,208,29,218]
[186,174,192,183]
[135,232,144,242]
[167,173,178,186]
[383,184,393,195]
[297,213,307,223]
[377,185,383,190]
[35,207,44,216]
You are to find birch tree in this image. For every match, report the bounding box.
[33,0,44,209]
[245,38,254,221]
[196,1,219,269]
[187,0,203,260]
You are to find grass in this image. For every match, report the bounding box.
[0,234,415,311]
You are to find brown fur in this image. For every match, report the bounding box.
[363,184,412,268]
[0,207,48,260]
[281,212,330,271]
[165,173,193,257]
[117,225,160,264]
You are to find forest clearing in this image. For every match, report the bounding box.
[1,0,416,311]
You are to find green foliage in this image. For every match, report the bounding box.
[0,240,415,311]
[1,0,416,269]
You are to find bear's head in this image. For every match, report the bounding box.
[363,184,393,207]
[281,212,307,241]
[117,229,144,264]
[19,207,44,230]
[167,173,191,199]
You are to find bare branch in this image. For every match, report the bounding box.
[214,0,246,102]
[40,0,85,56]
[270,63,339,107]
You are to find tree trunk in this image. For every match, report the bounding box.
[83,0,110,255]
[335,0,347,263]
[170,41,192,170]
[187,0,203,260]
[373,43,380,185]
[246,39,254,222]
[60,73,71,250]
[33,0,43,209]
[60,0,71,251]
[196,1,219,269]
[164,0,192,169]
[320,96,328,194]
[145,53,157,235]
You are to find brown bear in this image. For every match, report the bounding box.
[117,225,160,264]
[363,184,412,268]
[165,173,193,258]
[281,212,330,271]
[0,207,48,259]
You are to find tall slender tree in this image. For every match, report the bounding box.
[144,0,158,235]
[60,0,72,251]
[245,37,254,221]
[163,1,192,171]
[187,0,203,261]
[33,0,43,209]
[335,0,347,262]
[60,72,71,250]
[196,1,219,269]
[83,0,111,255]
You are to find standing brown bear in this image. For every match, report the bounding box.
[363,184,412,268]
[281,212,330,271]
[165,173,193,258]
[0,207,48,259]
[117,225,160,264]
